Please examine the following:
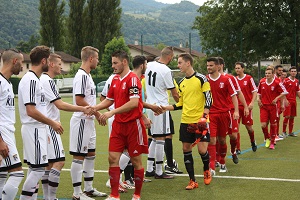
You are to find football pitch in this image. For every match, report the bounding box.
[14,97,300,200]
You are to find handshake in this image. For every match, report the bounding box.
[187,114,209,147]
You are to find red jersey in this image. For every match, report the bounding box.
[283,77,299,102]
[207,73,237,114]
[107,71,143,122]
[257,77,287,105]
[236,74,257,105]
[224,73,240,109]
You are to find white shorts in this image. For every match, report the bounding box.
[22,124,48,168]
[147,110,171,136]
[0,126,22,171]
[108,115,115,136]
[47,126,65,163]
[69,116,96,156]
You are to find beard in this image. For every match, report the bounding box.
[12,62,22,75]
[42,63,49,72]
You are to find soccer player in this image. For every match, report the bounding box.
[282,67,300,137]
[40,53,97,200]
[217,57,248,164]
[162,53,212,189]
[18,46,64,200]
[94,50,148,200]
[235,62,258,153]
[0,49,24,199]
[206,57,239,174]
[145,46,179,179]
[69,46,106,200]
[274,65,285,140]
[257,67,287,149]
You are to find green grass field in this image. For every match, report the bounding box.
[14,97,300,200]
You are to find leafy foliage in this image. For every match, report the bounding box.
[101,36,131,75]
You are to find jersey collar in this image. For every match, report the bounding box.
[0,72,11,83]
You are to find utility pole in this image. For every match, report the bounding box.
[141,34,144,55]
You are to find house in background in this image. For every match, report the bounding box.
[0,49,80,78]
[127,44,206,60]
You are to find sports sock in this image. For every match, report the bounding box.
[262,126,269,140]
[164,138,173,167]
[124,162,133,181]
[147,138,156,172]
[41,170,50,200]
[48,168,61,200]
[133,168,144,196]
[71,159,83,196]
[155,140,165,176]
[215,140,220,163]
[148,138,152,148]
[20,168,44,200]
[32,184,39,200]
[283,117,288,133]
[200,151,210,171]
[119,152,130,171]
[0,172,8,196]
[230,138,237,155]
[236,132,240,150]
[83,156,95,192]
[109,166,120,197]
[208,144,216,170]
[219,143,227,165]
[288,118,294,134]
[270,124,277,144]
[2,171,24,200]
[184,151,195,181]
[248,130,255,143]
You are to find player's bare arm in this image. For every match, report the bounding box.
[170,88,179,103]
[143,102,163,115]
[142,114,151,129]
[231,95,239,120]
[257,94,263,107]
[237,90,249,116]
[249,91,257,110]
[26,104,64,134]
[53,99,94,115]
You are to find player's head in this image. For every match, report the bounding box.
[177,53,193,73]
[217,57,225,72]
[274,65,283,77]
[48,53,62,76]
[265,67,274,79]
[30,45,51,72]
[1,48,23,75]
[289,66,297,78]
[81,46,99,69]
[282,69,288,78]
[111,50,130,75]
[206,57,220,74]
[133,55,147,74]
[235,61,245,75]
[161,46,174,65]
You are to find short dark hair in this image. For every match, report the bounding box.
[132,55,147,69]
[289,66,297,71]
[111,50,130,63]
[282,69,288,73]
[30,45,50,65]
[206,57,219,65]
[178,53,193,66]
[275,65,283,70]
[235,61,245,68]
[1,49,22,64]
[217,57,225,65]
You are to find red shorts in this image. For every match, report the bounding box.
[228,109,239,134]
[238,106,253,125]
[209,111,231,137]
[283,101,297,117]
[109,118,148,157]
[260,105,278,124]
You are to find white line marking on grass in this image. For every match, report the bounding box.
[23,167,300,182]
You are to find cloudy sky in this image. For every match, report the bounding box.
[155,0,207,6]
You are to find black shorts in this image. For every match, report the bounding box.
[148,112,175,137]
[179,123,210,143]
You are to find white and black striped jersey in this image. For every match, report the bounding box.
[18,70,47,124]
[145,61,176,106]
[72,68,96,118]
[0,73,15,132]
[40,73,61,122]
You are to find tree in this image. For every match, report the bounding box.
[16,34,40,53]
[83,0,122,60]
[39,0,66,51]
[194,0,300,70]
[67,0,85,58]
[101,36,131,75]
